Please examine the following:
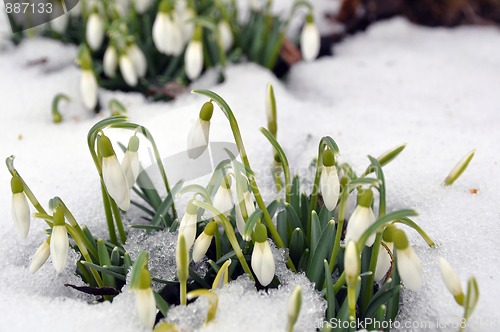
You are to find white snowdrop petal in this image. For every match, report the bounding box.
[187,119,210,159]
[397,247,423,291]
[103,156,130,211]
[179,213,197,250]
[320,166,340,211]
[179,8,195,43]
[50,225,69,273]
[12,193,30,239]
[439,257,463,296]
[192,233,212,263]
[86,13,105,50]
[374,242,393,281]
[300,22,320,62]
[134,0,153,13]
[185,41,203,80]
[50,13,69,33]
[218,21,233,52]
[80,70,98,110]
[235,192,255,236]
[345,206,376,246]
[103,46,118,77]
[213,187,233,215]
[120,55,138,87]
[129,45,147,78]
[29,240,50,274]
[251,241,275,286]
[153,14,169,54]
[122,151,140,189]
[134,288,157,329]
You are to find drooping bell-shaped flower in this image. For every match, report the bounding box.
[103,45,118,78]
[235,191,255,240]
[374,240,393,282]
[320,149,340,211]
[178,200,198,250]
[30,236,51,274]
[286,285,302,332]
[218,20,233,52]
[86,8,105,51]
[213,175,234,216]
[300,13,320,62]
[50,207,69,274]
[185,26,204,80]
[345,189,376,246]
[251,224,275,286]
[192,222,217,263]
[79,47,98,110]
[133,0,153,14]
[119,51,138,87]
[187,101,213,159]
[50,12,69,34]
[11,175,30,239]
[131,268,157,329]
[128,43,147,78]
[153,0,183,55]
[99,134,130,211]
[439,257,464,304]
[121,135,140,189]
[393,229,423,291]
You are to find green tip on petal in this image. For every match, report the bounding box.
[128,135,140,152]
[204,221,217,236]
[186,200,198,215]
[99,135,115,158]
[340,176,349,187]
[53,206,65,226]
[11,176,24,194]
[306,13,314,23]
[382,224,398,242]
[221,175,232,189]
[393,229,409,250]
[193,25,203,42]
[253,223,268,243]
[322,149,335,167]
[199,101,214,121]
[158,0,171,13]
[357,189,373,208]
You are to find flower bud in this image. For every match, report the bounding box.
[187,101,213,159]
[300,14,320,62]
[103,45,118,78]
[11,175,30,239]
[50,207,69,273]
[86,9,105,50]
[345,189,376,246]
[439,257,464,305]
[251,224,275,286]
[192,222,217,263]
[30,237,51,274]
[185,26,204,80]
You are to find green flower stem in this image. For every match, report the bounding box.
[193,200,254,280]
[101,182,118,245]
[397,217,435,247]
[214,224,222,261]
[309,137,340,220]
[260,127,291,204]
[192,89,296,272]
[329,193,347,273]
[66,225,104,288]
[110,200,127,244]
[362,157,386,313]
[53,197,98,259]
[180,282,187,305]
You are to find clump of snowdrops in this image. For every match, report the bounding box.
[8,86,479,331]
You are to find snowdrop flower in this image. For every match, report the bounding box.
[393,229,423,291]
[128,43,147,78]
[374,240,393,282]
[218,20,233,52]
[187,101,213,159]
[251,224,275,286]
[344,240,360,287]
[119,51,138,87]
[287,285,302,332]
[50,13,69,34]
[30,237,51,274]
[439,257,464,304]
[192,222,217,263]
[11,175,30,239]
[86,8,105,51]
[99,134,130,211]
[121,135,140,189]
[185,26,204,80]
[213,175,234,215]
[50,207,69,274]
[153,0,183,55]
[300,13,320,62]
[345,189,376,246]
[79,49,98,110]
[131,268,156,329]
[249,0,263,11]
[320,149,340,211]
[133,0,153,14]
[103,45,118,78]
[178,200,198,250]
[235,190,255,240]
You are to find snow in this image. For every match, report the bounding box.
[1,14,500,332]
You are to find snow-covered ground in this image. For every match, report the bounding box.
[1,16,500,332]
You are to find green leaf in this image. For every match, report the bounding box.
[309,211,321,258]
[151,180,184,227]
[277,211,288,247]
[129,251,149,289]
[81,261,126,281]
[364,284,401,319]
[154,291,169,317]
[324,260,336,321]
[464,276,479,320]
[284,203,302,232]
[306,220,335,290]
[97,239,115,288]
[289,228,305,267]
[244,209,263,240]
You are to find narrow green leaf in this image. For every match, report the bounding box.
[154,291,169,317]
[444,150,475,186]
[307,220,335,290]
[324,260,336,320]
[277,211,288,247]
